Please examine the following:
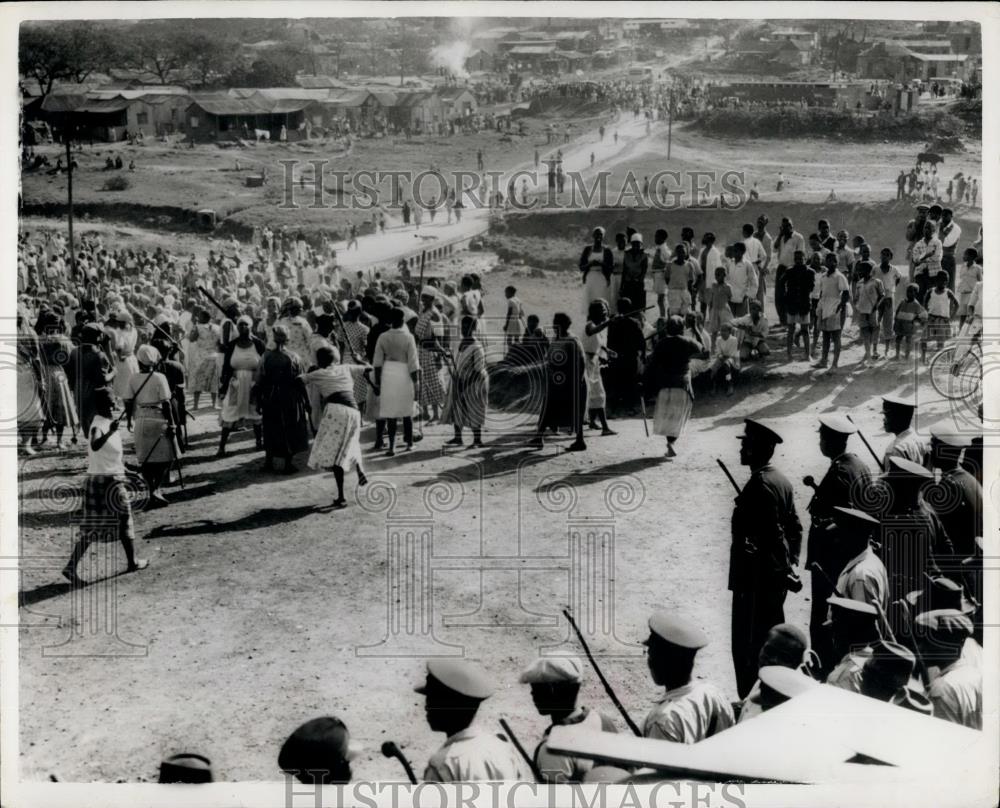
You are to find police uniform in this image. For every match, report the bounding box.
[729,420,802,699]
[879,457,954,602]
[520,658,616,784]
[642,612,734,744]
[824,597,878,693]
[917,610,982,729]
[806,416,873,666]
[929,429,983,559]
[416,660,530,783]
[832,507,889,613]
[881,395,927,471]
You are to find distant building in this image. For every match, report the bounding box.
[857,41,969,81]
[183,95,323,142]
[769,29,819,49]
[464,49,495,73]
[35,91,190,141]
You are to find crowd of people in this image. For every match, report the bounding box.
[15,189,984,781]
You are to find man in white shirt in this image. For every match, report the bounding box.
[741,223,766,277]
[880,394,927,471]
[726,242,758,317]
[813,254,850,371]
[697,232,723,316]
[938,207,962,289]
[773,218,806,326]
[711,321,740,395]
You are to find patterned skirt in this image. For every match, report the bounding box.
[926,314,951,343]
[307,402,364,473]
[419,349,446,407]
[82,474,135,542]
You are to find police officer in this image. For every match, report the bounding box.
[927,427,982,559]
[642,610,734,743]
[914,609,982,728]
[879,457,954,603]
[859,640,932,716]
[519,658,616,783]
[416,660,530,782]
[832,507,889,614]
[737,623,814,724]
[880,395,927,471]
[277,716,361,784]
[824,597,881,692]
[729,419,802,699]
[804,414,872,668]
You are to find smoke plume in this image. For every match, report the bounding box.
[430,41,471,77]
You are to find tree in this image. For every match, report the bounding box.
[176,29,240,87]
[19,22,117,96]
[126,21,190,84]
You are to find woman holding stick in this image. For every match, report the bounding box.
[301,345,370,507]
[124,344,178,505]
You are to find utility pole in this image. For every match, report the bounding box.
[667,83,674,160]
[65,112,76,278]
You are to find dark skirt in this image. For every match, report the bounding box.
[260,387,310,456]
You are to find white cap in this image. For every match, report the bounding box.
[519,657,583,685]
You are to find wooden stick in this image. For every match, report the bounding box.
[562,608,642,737]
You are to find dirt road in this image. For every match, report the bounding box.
[18,340,970,781]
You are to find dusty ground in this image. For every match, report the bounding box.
[18,298,973,782]
[17,78,985,782]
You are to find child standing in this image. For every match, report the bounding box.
[853,261,885,364]
[705,265,733,351]
[503,285,526,352]
[922,271,960,362]
[711,321,740,395]
[893,283,927,361]
[650,228,670,319]
[956,248,983,331]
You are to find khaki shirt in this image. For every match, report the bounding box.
[882,428,927,472]
[643,681,734,744]
[424,727,531,783]
[826,646,873,693]
[836,546,889,614]
[927,657,981,729]
[535,707,616,784]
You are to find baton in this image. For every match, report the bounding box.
[716,458,742,494]
[844,414,882,467]
[197,285,232,320]
[499,719,542,782]
[562,608,642,737]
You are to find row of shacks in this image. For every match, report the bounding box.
[24,82,481,143]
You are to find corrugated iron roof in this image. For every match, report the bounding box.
[187,95,274,115]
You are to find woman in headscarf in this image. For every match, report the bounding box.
[580,227,614,312]
[530,312,587,451]
[125,344,179,505]
[277,296,314,366]
[106,309,139,403]
[188,309,220,409]
[372,306,419,457]
[620,233,648,311]
[301,345,370,507]
[442,316,488,447]
[415,286,446,423]
[256,324,311,473]
[35,308,81,449]
[16,306,46,456]
[643,315,708,459]
[217,314,265,457]
[582,299,616,436]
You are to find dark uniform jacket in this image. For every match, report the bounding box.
[806,452,872,570]
[932,467,982,560]
[879,505,954,602]
[729,464,802,592]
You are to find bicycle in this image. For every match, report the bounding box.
[928,331,982,402]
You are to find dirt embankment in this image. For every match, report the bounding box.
[489,200,981,272]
